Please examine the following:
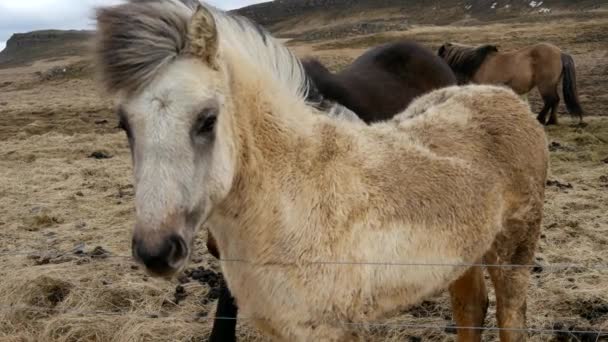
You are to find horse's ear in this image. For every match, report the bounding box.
[188,4,219,69]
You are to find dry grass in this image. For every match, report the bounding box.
[0,11,607,342]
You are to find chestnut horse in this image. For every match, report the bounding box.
[438,42,584,126]
[96,1,548,341]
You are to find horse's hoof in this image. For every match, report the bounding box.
[545,120,558,126]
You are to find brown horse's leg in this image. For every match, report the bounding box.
[539,86,560,126]
[449,264,488,342]
[487,211,542,342]
[546,95,561,126]
[536,103,551,125]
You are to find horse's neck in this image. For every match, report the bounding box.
[305,63,341,97]
[221,53,390,257]
[220,105,326,260]
[228,59,320,174]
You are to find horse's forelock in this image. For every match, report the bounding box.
[95,0,193,95]
[95,0,310,101]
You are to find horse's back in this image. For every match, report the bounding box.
[337,40,456,121]
[344,40,456,86]
[396,84,548,193]
[475,42,562,94]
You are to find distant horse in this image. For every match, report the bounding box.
[302,40,457,123]
[96,1,549,342]
[438,42,584,125]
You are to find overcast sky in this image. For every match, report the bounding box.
[0,0,270,52]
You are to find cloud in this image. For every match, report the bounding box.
[0,0,271,46]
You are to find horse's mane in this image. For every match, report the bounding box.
[95,0,312,101]
[439,43,498,83]
[301,57,357,112]
[301,57,339,100]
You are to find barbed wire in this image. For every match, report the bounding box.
[1,248,606,338]
[1,249,608,271]
[218,258,608,271]
[0,304,605,337]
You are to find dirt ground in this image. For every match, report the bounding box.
[1,11,607,342]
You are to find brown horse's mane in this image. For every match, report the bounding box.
[301,57,355,111]
[439,43,498,84]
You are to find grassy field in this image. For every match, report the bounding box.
[0,10,607,342]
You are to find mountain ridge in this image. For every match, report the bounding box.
[0,30,93,68]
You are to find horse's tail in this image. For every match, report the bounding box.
[561,53,584,122]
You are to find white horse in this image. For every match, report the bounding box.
[95,1,549,341]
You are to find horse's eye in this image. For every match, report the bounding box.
[195,109,217,136]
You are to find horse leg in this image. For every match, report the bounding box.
[487,210,542,342]
[538,86,560,126]
[545,94,561,126]
[209,284,238,342]
[449,263,488,342]
[536,102,551,126]
[486,257,531,341]
[206,230,239,342]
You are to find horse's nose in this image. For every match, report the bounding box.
[132,234,188,276]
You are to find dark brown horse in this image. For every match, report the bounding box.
[302,40,457,124]
[438,42,584,126]
[207,39,456,342]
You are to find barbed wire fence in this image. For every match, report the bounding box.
[0,303,605,338]
[1,248,607,339]
[2,250,608,270]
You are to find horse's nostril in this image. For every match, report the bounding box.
[132,234,188,276]
[167,234,188,267]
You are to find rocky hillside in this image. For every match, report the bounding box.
[1,1,605,68]
[235,0,607,30]
[0,30,93,68]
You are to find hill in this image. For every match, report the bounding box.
[0,30,93,69]
[235,0,607,36]
[0,1,605,68]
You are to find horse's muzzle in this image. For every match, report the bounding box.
[132,233,188,277]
